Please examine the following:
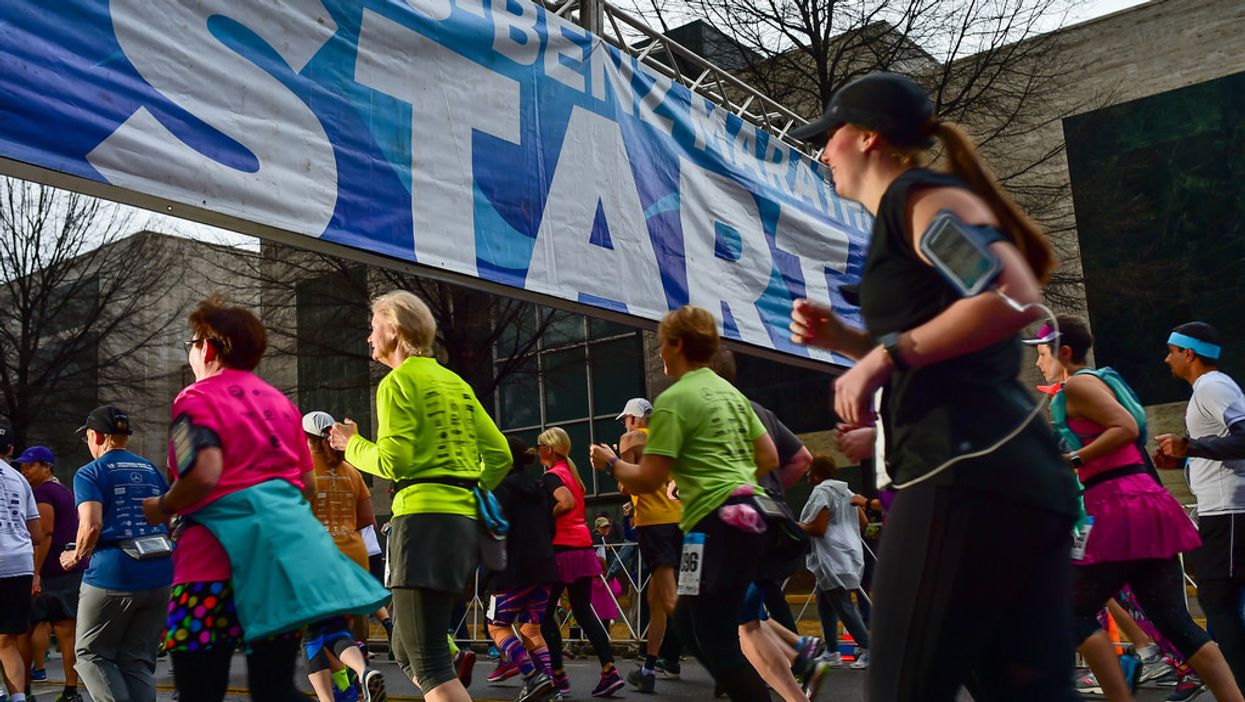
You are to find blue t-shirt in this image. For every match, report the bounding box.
[74,450,174,591]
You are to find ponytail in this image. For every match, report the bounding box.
[930,122,1056,284]
[537,426,585,490]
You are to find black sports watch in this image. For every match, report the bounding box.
[878,331,909,372]
[1068,452,1084,468]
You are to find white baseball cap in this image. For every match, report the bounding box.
[615,398,653,420]
[302,411,336,437]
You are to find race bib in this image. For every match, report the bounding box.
[677,532,706,596]
[1071,519,1094,561]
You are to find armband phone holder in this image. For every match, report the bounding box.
[918,211,1003,297]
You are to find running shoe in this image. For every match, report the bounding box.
[489,659,522,683]
[552,670,571,694]
[1139,655,1177,685]
[488,644,501,659]
[516,672,555,702]
[626,667,655,693]
[819,651,843,667]
[1075,669,1103,695]
[54,694,84,702]
[334,685,361,702]
[591,668,625,697]
[1166,676,1207,701]
[454,649,477,688]
[31,668,47,682]
[796,636,825,661]
[361,667,387,702]
[654,657,681,679]
[802,660,832,701]
[850,649,870,670]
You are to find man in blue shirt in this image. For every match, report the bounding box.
[61,406,173,702]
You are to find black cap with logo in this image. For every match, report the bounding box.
[78,405,134,436]
[790,72,936,148]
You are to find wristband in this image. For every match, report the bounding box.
[606,456,618,476]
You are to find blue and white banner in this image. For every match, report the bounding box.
[0,0,869,362]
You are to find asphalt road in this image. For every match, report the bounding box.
[21,651,1191,701]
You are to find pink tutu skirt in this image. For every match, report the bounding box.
[1079,473,1201,565]
[554,547,603,584]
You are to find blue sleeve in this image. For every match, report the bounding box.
[74,464,103,505]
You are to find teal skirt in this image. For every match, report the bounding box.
[192,480,390,641]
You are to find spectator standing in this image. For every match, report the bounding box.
[64,406,173,702]
[0,421,41,702]
[16,446,87,702]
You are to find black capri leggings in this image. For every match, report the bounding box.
[1073,557,1211,658]
[170,636,305,702]
[541,576,615,670]
[868,483,1079,702]
[390,587,457,691]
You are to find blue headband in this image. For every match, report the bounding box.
[1168,332,1221,360]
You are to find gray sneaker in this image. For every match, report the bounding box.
[517,672,556,702]
[627,667,656,693]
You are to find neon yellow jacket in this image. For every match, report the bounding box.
[347,356,509,518]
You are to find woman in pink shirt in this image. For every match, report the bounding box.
[1034,315,1239,702]
[142,296,387,702]
[536,427,623,697]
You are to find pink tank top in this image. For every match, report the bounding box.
[1067,417,1145,484]
[546,461,592,548]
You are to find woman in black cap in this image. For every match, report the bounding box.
[789,72,1081,700]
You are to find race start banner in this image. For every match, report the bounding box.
[0,0,870,363]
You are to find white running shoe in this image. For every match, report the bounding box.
[850,650,870,670]
[819,651,843,667]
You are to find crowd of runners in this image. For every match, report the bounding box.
[1,70,1245,702]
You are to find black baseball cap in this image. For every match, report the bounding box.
[0,420,12,452]
[790,72,936,148]
[78,405,133,436]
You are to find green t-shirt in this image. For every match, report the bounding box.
[644,367,765,531]
[347,356,510,518]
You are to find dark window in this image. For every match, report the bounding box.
[295,268,372,433]
[1065,71,1245,404]
[495,307,643,496]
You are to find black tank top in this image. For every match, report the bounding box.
[857,168,1077,516]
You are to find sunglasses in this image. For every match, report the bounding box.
[183,338,207,352]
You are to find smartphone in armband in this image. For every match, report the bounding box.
[918,211,1003,297]
[750,493,788,522]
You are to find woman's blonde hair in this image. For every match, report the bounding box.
[371,290,437,357]
[538,426,584,490]
[894,122,1056,284]
[657,305,719,363]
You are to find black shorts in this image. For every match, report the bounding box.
[32,571,83,623]
[1191,512,1245,581]
[0,575,34,634]
[637,523,683,569]
[687,504,766,595]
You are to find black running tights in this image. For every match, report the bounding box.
[541,576,615,670]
